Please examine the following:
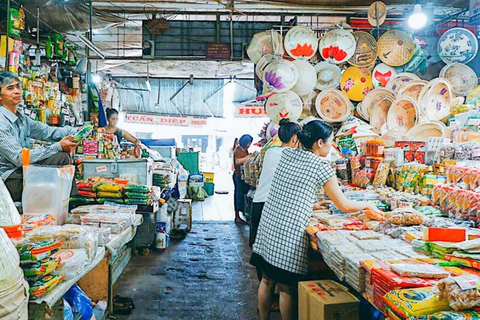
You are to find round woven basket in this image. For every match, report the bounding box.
[386,97,419,133]
[386,73,420,95]
[361,88,396,121]
[370,96,394,134]
[424,78,453,123]
[315,89,353,123]
[397,80,428,103]
[405,121,446,141]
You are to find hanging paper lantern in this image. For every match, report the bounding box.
[372,63,398,88]
[291,60,317,96]
[262,60,299,93]
[284,26,318,60]
[265,91,303,124]
[340,67,374,102]
[319,29,356,64]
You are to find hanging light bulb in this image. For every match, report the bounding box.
[92,74,102,84]
[408,3,427,30]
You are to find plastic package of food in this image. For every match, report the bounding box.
[78,190,96,198]
[437,275,480,311]
[96,191,123,199]
[390,263,449,279]
[16,239,62,263]
[387,210,424,226]
[94,183,123,192]
[22,256,60,278]
[29,274,64,299]
[410,311,480,320]
[124,198,151,205]
[124,192,150,199]
[124,185,150,193]
[351,230,383,240]
[81,227,111,245]
[51,249,88,279]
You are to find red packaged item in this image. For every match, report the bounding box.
[77,182,93,191]
[415,151,425,164]
[78,190,96,198]
[405,151,415,162]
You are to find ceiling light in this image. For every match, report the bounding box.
[408,3,427,30]
[92,74,102,84]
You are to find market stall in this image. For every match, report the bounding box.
[246,4,480,319]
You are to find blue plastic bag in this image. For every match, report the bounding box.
[63,285,93,320]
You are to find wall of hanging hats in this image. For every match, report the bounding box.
[246,4,480,152]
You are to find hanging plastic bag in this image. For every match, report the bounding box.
[63,285,93,320]
[0,178,21,226]
[22,165,75,225]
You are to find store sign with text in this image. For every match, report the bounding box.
[471,0,480,23]
[125,113,207,127]
[234,100,267,118]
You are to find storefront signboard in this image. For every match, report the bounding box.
[125,113,207,127]
[234,100,267,118]
[470,0,480,24]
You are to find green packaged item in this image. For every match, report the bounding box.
[29,274,64,299]
[16,240,62,263]
[70,196,96,204]
[22,256,60,278]
[416,206,442,217]
[45,36,53,59]
[125,192,150,199]
[70,125,93,143]
[124,198,151,205]
[97,198,124,204]
[53,34,64,58]
[8,8,22,39]
[338,135,358,156]
[124,185,150,193]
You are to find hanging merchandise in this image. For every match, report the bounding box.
[284,26,318,60]
[45,36,53,59]
[440,63,478,97]
[386,73,421,95]
[438,28,478,65]
[291,60,316,96]
[368,1,387,27]
[348,31,378,67]
[369,96,394,134]
[372,63,398,88]
[386,97,419,134]
[397,80,427,104]
[377,30,415,67]
[319,29,356,64]
[404,42,427,73]
[8,8,23,39]
[265,121,279,140]
[314,61,342,91]
[53,34,65,59]
[315,89,353,123]
[262,59,299,93]
[340,67,374,102]
[265,91,303,124]
[405,121,446,141]
[247,30,284,64]
[422,78,455,122]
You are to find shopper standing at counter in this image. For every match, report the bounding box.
[0,71,78,201]
[233,134,253,223]
[251,119,380,320]
[104,108,141,147]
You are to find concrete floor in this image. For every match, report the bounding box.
[114,171,279,319]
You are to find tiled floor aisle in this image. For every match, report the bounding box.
[114,221,274,320]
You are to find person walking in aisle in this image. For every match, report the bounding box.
[233,134,253,223]
[251,119,380,320]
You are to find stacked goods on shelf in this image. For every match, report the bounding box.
[72,177,157,205]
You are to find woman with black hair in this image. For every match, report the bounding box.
[251,119,380,320]
[104,108,141,147]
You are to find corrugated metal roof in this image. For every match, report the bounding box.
[232,79,256,103]
[115,78,225,117]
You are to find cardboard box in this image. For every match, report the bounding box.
[299,280,359,320]
[423,227,467,242]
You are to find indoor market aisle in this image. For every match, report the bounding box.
[113,221,276,320]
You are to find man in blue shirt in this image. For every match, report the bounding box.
[0,71,78,201]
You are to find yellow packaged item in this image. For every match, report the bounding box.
[96,191,123,199]
[383,287,451,318]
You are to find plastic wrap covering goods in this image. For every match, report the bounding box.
[0,179,20,226]
[22,2,125,33]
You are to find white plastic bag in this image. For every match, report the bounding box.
[22,165,74,225]
[0,179,20,226]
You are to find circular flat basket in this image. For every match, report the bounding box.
[348,31,378,67]
[385,72,420,94]
[424,78,453,122]
[265,91,303,124]
[438,28,478,65]
[386,97,419,133]
[262,59,299,93]
[397,80,427,103]
[361,88,396,121]
[291,60,317,96]
[340,67,374,102]
[315,89,353,123]
[314,61,342,90]
[370,96,394,134]
[440,63,478,96]
[368,1,387,27]
[285,26,318,60]
[266,121,279,140]
[247,30,284,64]
[372,63,398,88]
[377,30,415,67]
[405,121,446,141]
[319,29,356,64]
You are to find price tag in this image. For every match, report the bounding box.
[453,275,480,291]
[95,165,108,173]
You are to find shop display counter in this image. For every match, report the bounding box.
[83,159,154,187]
